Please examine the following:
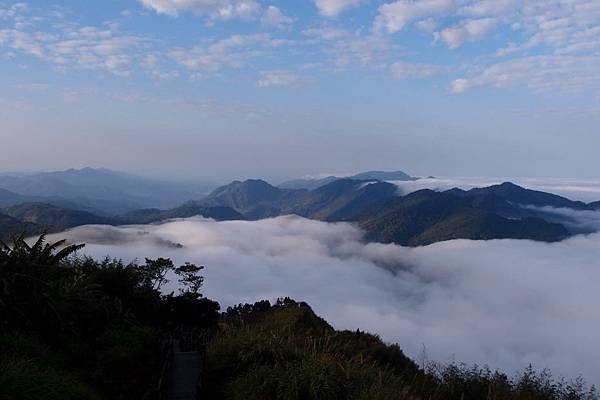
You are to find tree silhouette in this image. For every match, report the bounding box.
[174,262,204,297]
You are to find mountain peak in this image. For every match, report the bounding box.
[244,179,273,186]
[498,181,520,188]
[279,170,414,190]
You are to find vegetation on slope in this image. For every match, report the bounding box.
[115,204,244,224]
[0,212,42,240]
[0,233,219,400]
[3,202,112,231]
[360,190,568,246]
[204,299,598,400]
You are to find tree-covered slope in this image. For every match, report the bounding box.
[279,169,415,190]
[201,178,399,221]
[0,212,42,240]
[451,182,591,210]
[359,190,568,246]
[116,204,245,224]
[3,202,113,231]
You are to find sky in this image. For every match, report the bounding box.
[1,0,600,181]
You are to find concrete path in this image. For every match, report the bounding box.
[167,343,203,400]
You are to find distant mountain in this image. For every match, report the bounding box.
[0,187,108,215]
[359,190,568,246]
[197,179,571,246]
[0,212,42,240]
[1,172,593,247]
[116,205,244,225]
[351,170,414,181]
[2,203,113,231]
[278,176,340,190]
[0,168,213,215]
[449,182,590,211]
[203,179,297,211]
[283,179,398,221]
[589,201,600,210]
[279,170,414,190]
[0,188,37,208]
[0,201,244,239]
[201,178,399,221]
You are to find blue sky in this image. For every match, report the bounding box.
[1,0,599,181]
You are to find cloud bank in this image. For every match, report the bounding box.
[48,215,600,384]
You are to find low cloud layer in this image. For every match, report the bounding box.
[48,214,600,384]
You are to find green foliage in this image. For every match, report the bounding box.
[2,202,112,232]
[175,262,204,296]
[139,257,173,290]
[204,300,598,400]
[0,355,98,400]
[0,233,219,400]
[0,333,98,400]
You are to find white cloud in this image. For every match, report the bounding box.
[496,1,600,56]
[169,34,290,72]
[258,70,303,87]
[314,0,366,16]
[302,27,347,41]
[303,27,396,69]
[0,2,27,20]
[440,17,497,48]
[451,55,600,93]
[0,4,146,77]
[373,0,600,71]
[49,214,600,384]
[2,0,599,93]
[261,6,294,29]
[450,77,470,93]
[374,0,455,34]
[457,0,518,17]
[0,25,142,76]
[138,0,261,20]
[415,17,437,32]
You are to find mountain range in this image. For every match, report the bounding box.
[1,168,598,246]
[0,168,214,215]
[190,179,576,246]
[278,170,415,190]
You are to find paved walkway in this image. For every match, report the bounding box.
[167,342,203,400]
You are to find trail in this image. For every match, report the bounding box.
[167,341,203,400]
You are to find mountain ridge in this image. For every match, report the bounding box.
[0,167,214,214]
[0,171,597,247]
[279,170,415,190]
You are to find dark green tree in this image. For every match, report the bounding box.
[174,262,204,297]
[139,257,173,290]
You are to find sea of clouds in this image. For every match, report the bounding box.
[48,209,600,384]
